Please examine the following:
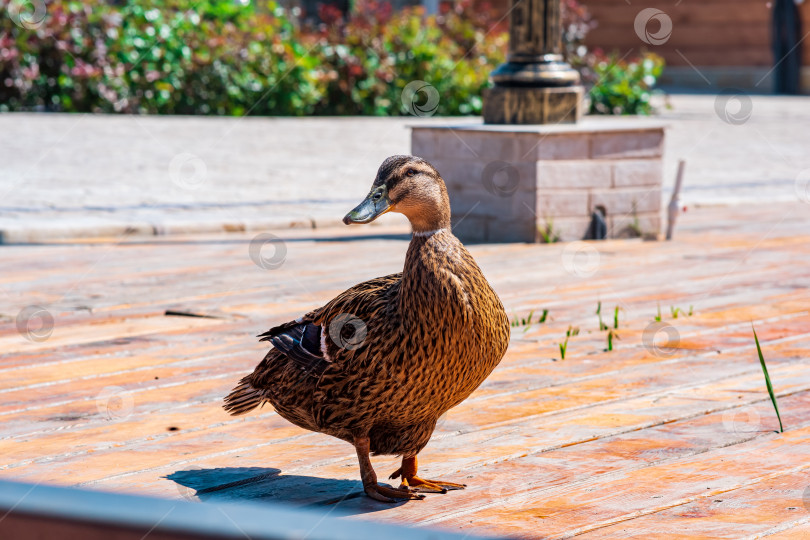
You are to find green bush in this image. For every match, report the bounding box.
[0,0,661,116]
[0,0,322,114]
[305,0,505,115]
[586,52,665,116]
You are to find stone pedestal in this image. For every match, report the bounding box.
[411,120,666,243]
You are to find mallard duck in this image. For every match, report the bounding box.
[224,155,510,502]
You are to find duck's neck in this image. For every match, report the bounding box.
[412,227,448,238]
[401,228,460,288]
[402,189,451,235]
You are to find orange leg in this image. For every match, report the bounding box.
[354,437,424,502]
[389,455,466,494]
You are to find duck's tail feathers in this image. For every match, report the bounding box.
[223,377,265,416]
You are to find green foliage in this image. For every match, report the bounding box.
[587,52,665,116]
[0,0,505,115]
[0,0,322,114]
[538,218,561,244]
[0,0,662,116]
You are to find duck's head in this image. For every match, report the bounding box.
[343,155,451,233]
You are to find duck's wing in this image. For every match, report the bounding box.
[256,273,402,377]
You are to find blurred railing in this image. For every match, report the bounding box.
[0,479,503,540]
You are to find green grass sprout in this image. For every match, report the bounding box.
[511,309,549,329]
[753,325,784,433]
[559,326,579,360]
[597,302,608,331]
[605,329,619,352]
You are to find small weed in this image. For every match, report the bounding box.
[669,306,695,320]
[753,325,784,433]
[511,309,549,330]
[539,218,561,244]
[613,306,620,329]
[655,303,662,322]
[605,329,619,352]
[559,325,579,360]
[628,201,643,238]
[596,302,609,331]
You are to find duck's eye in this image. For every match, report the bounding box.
[406,169,416,177]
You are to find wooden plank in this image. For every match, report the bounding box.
[1,203,809,538]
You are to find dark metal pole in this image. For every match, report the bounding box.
[483,0,583,124]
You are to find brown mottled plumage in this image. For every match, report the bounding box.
[224,155,510,502]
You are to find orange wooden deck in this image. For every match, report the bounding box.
[2,203,810,539]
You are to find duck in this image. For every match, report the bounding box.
[224,155,510,502]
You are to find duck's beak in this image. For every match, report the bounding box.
[343,192,393,225]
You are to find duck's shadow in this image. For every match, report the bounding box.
[165,467,406,515]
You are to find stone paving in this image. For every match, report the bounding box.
[1,94,809,242]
